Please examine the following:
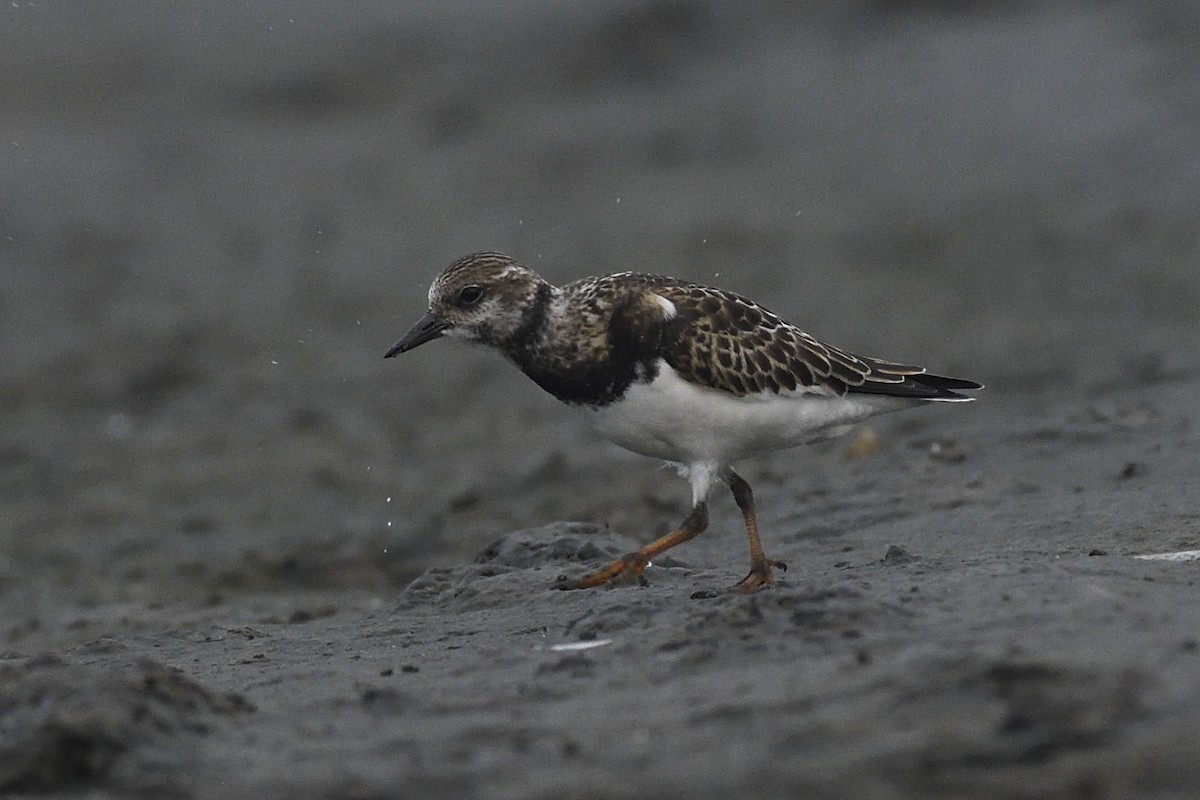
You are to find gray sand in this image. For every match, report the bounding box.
[3,2,1199,798]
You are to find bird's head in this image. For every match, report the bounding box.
[385,252,550,357]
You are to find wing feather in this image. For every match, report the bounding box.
[596,274,980,401]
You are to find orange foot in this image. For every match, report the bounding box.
[555,553,650,590]
[729,558,787,593]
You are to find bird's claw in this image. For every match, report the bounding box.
[554,553,650,590]
[728,557,784,593]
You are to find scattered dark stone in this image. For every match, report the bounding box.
[1088,549,1108,557]
[1119,462,1145,479]
[883,545,915,565]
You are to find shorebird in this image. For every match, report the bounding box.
[387,252,981,591]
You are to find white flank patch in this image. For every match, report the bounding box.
[1132,550,1200,562]
[547,288,570,319]
[652,293,677,320]
[587,359,894,465]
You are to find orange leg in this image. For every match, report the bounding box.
[727,470,786,593]
[556,503,709,590]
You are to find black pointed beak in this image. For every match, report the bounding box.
[384,312,450,357]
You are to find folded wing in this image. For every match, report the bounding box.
[621,276,981,401]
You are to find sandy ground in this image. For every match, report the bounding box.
[2,1,1199,797]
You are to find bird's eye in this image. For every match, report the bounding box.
[457,285,485,306]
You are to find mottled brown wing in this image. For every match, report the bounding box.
[612,274,966,399]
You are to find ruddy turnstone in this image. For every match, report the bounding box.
[386,252,981,592]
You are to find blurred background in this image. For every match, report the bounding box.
[2,1,1197,647]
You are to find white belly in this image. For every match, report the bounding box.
[585,360,910,465]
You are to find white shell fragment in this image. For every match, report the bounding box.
[547,639,613,652]
[1132,550,1200,562]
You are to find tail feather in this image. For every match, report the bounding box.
[850,371,983,402]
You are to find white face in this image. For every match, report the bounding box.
[390,252,543,357]
[425,259,545,349]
